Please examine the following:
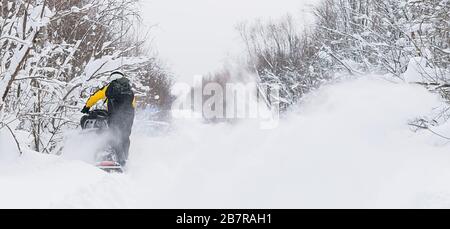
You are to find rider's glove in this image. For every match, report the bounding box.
[81,106,90,114]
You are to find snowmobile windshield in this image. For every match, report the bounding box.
[81,109,109,130]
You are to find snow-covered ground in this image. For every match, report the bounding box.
[2,76,450,208]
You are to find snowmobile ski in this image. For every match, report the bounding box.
[97,161,124,173]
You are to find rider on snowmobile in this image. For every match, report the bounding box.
[81,71,136,167]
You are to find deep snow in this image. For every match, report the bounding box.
[2,76,450,208]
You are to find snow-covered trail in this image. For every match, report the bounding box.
[3,76,450,208]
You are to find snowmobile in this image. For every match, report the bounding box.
[80,109,124,173]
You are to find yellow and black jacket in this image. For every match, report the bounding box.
[85,84,136,111]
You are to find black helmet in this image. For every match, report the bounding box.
[110,71,125,80]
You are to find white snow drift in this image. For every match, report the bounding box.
[2,76,450,208]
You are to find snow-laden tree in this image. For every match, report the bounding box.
[238,16,330,111]
[314,0,449,80]
[0,0,172,153]
[238,0,449,112]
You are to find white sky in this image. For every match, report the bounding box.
[140,0,319,83]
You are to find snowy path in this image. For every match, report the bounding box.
[3,77,450,208]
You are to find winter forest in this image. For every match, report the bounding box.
[0,0,450,208]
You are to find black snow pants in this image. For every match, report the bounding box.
[108,108,135,166]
